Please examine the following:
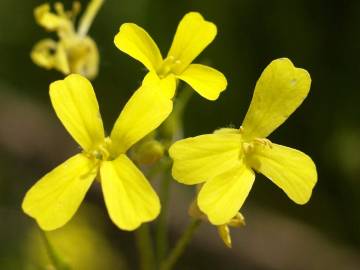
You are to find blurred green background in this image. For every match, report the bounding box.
[1,0,359,269]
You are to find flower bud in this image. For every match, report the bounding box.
[132,139,165,165]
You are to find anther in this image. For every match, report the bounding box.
[254,138,273,148]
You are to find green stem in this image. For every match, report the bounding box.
[135,224,156,270]
[77,0,105,36]
[160,219,201,270]
[173,86,193,117]
[40,230,70,270]
[155,85,193,266]
[155,169,171,264]
[160,85,193,148]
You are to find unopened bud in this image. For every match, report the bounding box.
[217,225,232,248]
[228,212,246,227]
[133,139,165,165]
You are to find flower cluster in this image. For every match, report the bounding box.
[24,1,317,251]
[31,0,102,79]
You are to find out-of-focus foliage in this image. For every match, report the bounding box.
[24,204,127,270]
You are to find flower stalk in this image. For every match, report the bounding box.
[135,224,156,270]
[160,219,201,270]
[40,230,71,270]
[78,0,105,37]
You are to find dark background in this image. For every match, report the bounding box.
[0,0,359,269]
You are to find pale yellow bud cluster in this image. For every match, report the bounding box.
[31,0,103,79]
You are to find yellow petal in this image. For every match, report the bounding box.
[198,164,255,225]
[241,58,311,140]
[110,85,173,156]
[247,143,317,204]
[114,23,163,71]
[50,74,105,151]
[177,64,227,100]
[22,154,97,231]
[167,12,217,72]
[169,133,242,185]
[100,155,160,230]
[143,71,177,99]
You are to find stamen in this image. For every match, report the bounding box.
[253,138,273,148]
[157,55,181,77]
[242,137,273,155]
[92,150,103,160]
[86,138,112,162]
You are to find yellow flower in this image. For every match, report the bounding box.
[169,58,318,225]
[31,1,103,79]
[22,74,173,231]
[114,12,227,100]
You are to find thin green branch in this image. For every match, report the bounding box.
[77,0,105,36]
[160,219,201,270]
[135,224,156,270]
[155,168,172,264]
[40,230,70,270]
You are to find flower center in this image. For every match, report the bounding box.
[242,138,273,155]
[86,137,112,161]
[239,126,273,156]
[157,55,182,78]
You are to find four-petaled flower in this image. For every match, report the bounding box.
[22,74,172,231]
[31,1,102,79]
[114,12,227,100]
[169,58,318,225]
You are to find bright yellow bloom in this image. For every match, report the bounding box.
[22,74,172,231]
[169,58,317,225]
[31,1,103,79]
[114,12,227,100]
